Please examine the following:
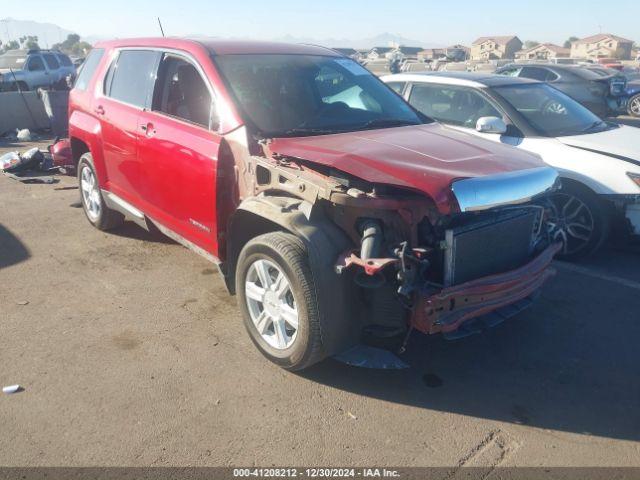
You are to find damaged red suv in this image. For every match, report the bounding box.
[69,38,561,370]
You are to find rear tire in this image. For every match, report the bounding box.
[235,232,325,371]
[547,181,609,260]
[78,153,124,231]
[628,94,640,118]
[8,81,29,92]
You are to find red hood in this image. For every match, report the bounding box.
[269,123,545,213]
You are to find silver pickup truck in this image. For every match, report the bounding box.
[0,49,76,91]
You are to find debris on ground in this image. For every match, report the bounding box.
[1,144,62,184]
[0,151,21,170]
[50,138,73,172]
[16,129,32,142]
[16,300,29,306]
[2,385,22,394]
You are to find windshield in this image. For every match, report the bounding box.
[214,54,426,137]
[493,83,613,137]
[0,55,27,69]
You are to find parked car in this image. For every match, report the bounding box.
[69,39,560,370]
[382,72,640,258]
[494,63,627,118]
[625,83,640,117]
[585,66,640,116]
[0,48,76,91]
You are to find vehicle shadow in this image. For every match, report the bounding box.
[0,224,31,269]
[109,221,176,245]
[301,268,640,442]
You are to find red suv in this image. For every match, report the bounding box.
[69,38,560,370]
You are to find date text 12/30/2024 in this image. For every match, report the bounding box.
[233,468,401,478]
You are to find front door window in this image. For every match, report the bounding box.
[408,84,502,128]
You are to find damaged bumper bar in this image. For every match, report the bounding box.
[410,242,562,335]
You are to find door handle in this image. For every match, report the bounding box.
[94,105,105,116]
[141,122,156,136]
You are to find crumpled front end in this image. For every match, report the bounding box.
[250,140,560,340]
[329,167,561,339]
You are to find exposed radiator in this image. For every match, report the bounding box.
[443,209,538,286]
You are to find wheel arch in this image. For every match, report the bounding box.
[69,110,107,183]
[224,194,358,356]
[223,195,353,294]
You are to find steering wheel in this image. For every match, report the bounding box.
[317,101,350,116]
[297,102,350,128]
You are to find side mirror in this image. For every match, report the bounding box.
[476,116,507,134]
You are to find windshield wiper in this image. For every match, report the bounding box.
[357,118,421,129]
[281,127,343,137]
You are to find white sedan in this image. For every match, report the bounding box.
[382,72,640,259]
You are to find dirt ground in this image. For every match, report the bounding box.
[1,123,640,468]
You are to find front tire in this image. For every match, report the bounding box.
[235,232,324,371]
[547,182,609,260]
[78,153,124,231]
[628,94,640,118]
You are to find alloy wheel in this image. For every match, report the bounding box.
[630,96,640,117]
[547,193,595,256]
[245,259,299,350]
[80,165,101,221]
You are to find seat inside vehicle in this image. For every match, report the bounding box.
[155,56,212,128]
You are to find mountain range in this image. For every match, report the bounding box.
[0,18,444,50]
[0,18,74,47]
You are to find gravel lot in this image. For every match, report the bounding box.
[1,122,640,468]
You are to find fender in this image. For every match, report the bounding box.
[69,109,107,185]
[226,195,360,355]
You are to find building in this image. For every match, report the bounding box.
[514,43,570,61]
[470,36,523,60]
[570,34,635,60]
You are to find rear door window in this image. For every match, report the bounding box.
[152,54,215,129]
[57,53,73,67]
[42,53,60,70]
[519,66,557,82]
[105,50,160,108]
[27,56,46,71]
[408,83,502,127]
[74,48,105,91]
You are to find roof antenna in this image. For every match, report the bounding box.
[157,17,165,37]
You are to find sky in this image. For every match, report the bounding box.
[1,0,639,46]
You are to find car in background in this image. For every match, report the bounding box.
[382,72,640,259]
[68,38,560,369]
[625,83,640,117]
[495,63,627,118]
[586,65,640,117]
[0,48,76,91]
